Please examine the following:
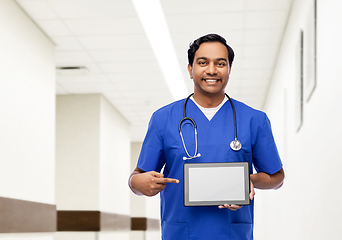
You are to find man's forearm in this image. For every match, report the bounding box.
[128,168,145,195]
[250,168,284,190]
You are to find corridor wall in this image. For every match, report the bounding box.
[55,94,131,240]
[255,0,342,239]
[130,142,161,240]
[0,0,55,238]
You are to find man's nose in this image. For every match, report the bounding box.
[206,62,217,75]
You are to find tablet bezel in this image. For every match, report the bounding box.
[183,162,250,207]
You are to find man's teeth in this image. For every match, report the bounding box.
[205,79,218,82]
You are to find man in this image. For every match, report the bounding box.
[129,34,284,240]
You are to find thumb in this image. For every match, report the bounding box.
[250,181,255,200]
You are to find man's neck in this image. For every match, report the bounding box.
[192,92,225,108]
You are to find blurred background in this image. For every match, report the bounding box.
[0,0,341,239]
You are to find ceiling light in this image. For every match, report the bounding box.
[132,0,189,100]
[56,66,90,76]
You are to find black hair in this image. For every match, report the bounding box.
[187,33,235,67]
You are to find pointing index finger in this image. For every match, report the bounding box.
[157,178,179,184]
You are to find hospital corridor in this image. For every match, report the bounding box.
[0,0,341,239]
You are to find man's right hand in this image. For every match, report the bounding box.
[130,169,179,197]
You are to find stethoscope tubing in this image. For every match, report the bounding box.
[179,93,241,160]
[178,93,196,132]
[226,93,238,140]
[179,93,237,137]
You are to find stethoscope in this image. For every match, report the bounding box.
[179,93,242,160]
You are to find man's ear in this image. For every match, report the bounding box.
[188,64,193,79]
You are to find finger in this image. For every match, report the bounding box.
[225,204,237,211]
[218,205,231,209]
[151,184,167,191]
[218,204,241,211]
[151,171,164,178]
[146,187,164,196]
[164,178,180,183]
[230,204,242,209]
[155,178,179,184]
[250,181,255,200]
[250,191,255,200]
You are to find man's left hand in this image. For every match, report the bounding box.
[218,180,255,211]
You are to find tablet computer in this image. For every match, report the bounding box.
[183,162,250,207]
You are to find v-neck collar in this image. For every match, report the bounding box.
[190,96,228,121]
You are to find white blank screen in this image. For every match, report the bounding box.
[189,167,245,202]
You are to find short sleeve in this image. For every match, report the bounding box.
[252,114,283,175]
[137,112,165,172]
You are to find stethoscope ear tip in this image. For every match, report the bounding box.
[197,153,201,157]
[183,156,187,160]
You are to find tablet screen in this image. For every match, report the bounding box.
[184,162,250,206]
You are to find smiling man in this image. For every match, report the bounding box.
[188,41,231,108]
[129,34,284,240]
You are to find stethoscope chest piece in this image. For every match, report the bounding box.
[230,139,242,151]
[180,93,243,160]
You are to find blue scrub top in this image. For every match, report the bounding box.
[137,98,282,240]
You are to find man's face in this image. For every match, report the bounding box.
[188,42,231,97]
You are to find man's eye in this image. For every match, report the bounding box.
[198,61,206,65]
[217,62,226,67]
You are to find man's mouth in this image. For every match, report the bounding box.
[203,78,220,82]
